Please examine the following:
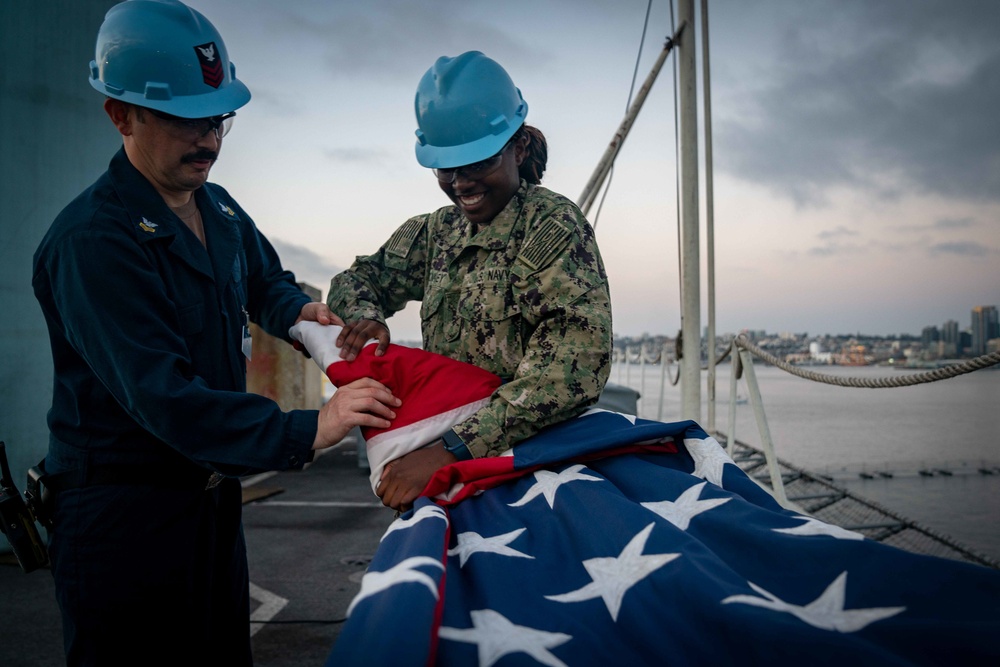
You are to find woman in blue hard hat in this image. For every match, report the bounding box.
[328,51,613,512]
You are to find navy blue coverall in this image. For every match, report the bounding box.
[32,148,318,665]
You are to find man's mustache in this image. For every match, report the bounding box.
[182,150,218,163]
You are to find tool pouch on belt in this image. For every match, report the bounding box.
[0,442,49,574]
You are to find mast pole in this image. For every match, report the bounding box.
[678,0,701,421]
[702,0,717,433]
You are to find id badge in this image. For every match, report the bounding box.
[242,326,252,361]
[241,306,252,361]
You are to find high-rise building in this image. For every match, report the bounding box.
[942,319,959,346]
[921,326,940,346]
[940,319,960,357]
[970,305,999,356]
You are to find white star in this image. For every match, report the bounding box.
[641,481,731,530]
[346,556,444,617]
[685,436,733,486]
[580,407,638,424]
[545,523,680,621]
[508,464,602,509]
[721,571,906,632]
[774,516,864,541]
[449,528,534,567]
[380,503,448,542]
[438,609,572,667]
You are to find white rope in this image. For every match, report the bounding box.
[733,334,1000,388]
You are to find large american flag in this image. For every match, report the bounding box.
[328,411,999,666]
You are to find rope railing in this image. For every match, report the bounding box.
[723,334,1000,511]
[732,334,1000,388]
[614,334,998,516]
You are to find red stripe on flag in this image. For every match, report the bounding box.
[325,343,502,439]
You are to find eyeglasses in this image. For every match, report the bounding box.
[145,108,236,141]
[432,138,513,184]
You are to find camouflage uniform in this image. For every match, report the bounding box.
[327,181,612,458]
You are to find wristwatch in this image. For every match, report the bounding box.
[441,429,473,461]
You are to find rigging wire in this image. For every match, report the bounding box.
[591,0,652,230]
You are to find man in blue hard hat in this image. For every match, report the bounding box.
[31,1,400,664]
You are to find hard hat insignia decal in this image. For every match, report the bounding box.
[194,42,223,88]
[139,218,158,233]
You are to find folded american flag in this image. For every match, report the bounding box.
[288,321,501,492]
[328,411,1000,666]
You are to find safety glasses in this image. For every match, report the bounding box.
[432,137,514,184]
[145,108,236,142]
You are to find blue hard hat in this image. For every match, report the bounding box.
[414,51,528,169]
[89,0,250,118]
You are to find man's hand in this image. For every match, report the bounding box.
[292,303,345,356]
[376,441,457,512]
[313,378,400,450]
[296,302,344,326]
[337,319,390,361]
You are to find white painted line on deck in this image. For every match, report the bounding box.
[240,438,357,488]
[241,471,279,487]
[249,582,288,636]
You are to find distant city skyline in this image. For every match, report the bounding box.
[741,303,1000,340]
[574,303,1000,341]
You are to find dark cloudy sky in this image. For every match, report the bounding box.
[194,0,999,338]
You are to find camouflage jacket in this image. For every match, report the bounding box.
[327,181,612,458]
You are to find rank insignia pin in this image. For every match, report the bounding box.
[194,42,223,88]
[139,218,158,233]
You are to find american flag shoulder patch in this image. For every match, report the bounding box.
[385,218,423,258]
[517,217,570,271]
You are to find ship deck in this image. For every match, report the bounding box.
[0,432,387,667]
[3,421,996,667]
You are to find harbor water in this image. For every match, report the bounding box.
[612,361,1000,564]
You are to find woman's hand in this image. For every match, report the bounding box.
[337,319,390,361]
[377,441,457,512]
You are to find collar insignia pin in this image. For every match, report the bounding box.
[218,202,235,216]
[138,217,158,233]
